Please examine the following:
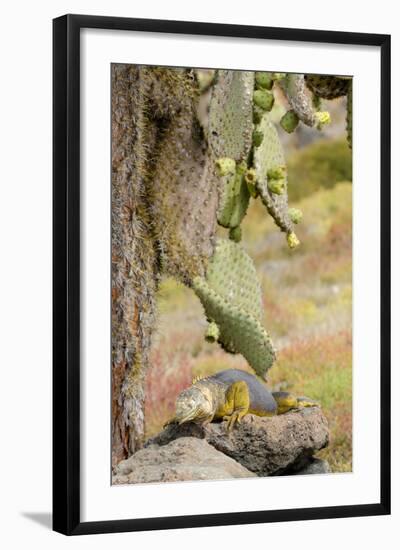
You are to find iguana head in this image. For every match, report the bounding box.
[174,386,213,425]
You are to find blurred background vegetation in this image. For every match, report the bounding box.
[144,87,352,473]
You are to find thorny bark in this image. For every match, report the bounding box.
[111,65,158,467]
[111,65,218,467]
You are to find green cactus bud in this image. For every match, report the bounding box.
[252,129,264,147]
[215,157,236,176]
[236,160,248,176]
[272,73,286,81]
[267,165,286,180]
[288,207,303,224]
[253,89,275,112]
[315,110,331,130]
[255,72,273,90]
[268,178,286,195]
[244,168,258,198]
[205,321,220,343]
[280,110,299,133]
[287,231,300,249]
[229,226,242,242]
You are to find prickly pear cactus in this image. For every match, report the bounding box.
[208,70,254,161]
[149,69,219,284]
[193,239,276,377]
[209,71,254,234]
[112,65,352,461]
[253,113,297,242]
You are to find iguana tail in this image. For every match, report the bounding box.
[272,391,320,415]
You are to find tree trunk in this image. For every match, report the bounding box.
[111,64,218,467]
[111,65,158,467]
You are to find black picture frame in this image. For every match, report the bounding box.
[53,13,391,536]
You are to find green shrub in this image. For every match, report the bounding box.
[287,138,352,201]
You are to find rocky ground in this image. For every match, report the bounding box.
[113,407,330,484]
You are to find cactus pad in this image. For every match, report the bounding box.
[193,239,276,376]
[150,69,219,283]
[305,74,350,99]
[208,70,254,162]
[253,114,294,236]
[217,161,251,229]
[280,74,316,127]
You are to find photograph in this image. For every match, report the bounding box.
[111,65,353,485]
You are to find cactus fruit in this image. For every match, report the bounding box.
[253,114,294,237]
[229,226,242,242]
[305,74,350,99]
[268,178,286,195]
[215,157,236,176]
[346,80,352,149]
[280,110,299,133]
[244,168,258,198]
[267,166,287,195]
[315,111,331,130]
[288,207,303,224]
[193,239,276,376]
[205,321,220,342]
[287,231,300,249]
[252,129,264,147]
[208,70,254,162]
[255,72,274,90]
[280,74,316,127]
[267,165,286,180]
[253,89,275,112]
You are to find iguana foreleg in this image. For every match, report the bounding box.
[222,380,250,430]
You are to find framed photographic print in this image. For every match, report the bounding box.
[53,14,391,535]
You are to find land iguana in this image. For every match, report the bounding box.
[166,369,320,430]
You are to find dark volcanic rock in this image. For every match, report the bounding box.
[288,457,331,475]
[147,408,329,476]
[113,437,256,484]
